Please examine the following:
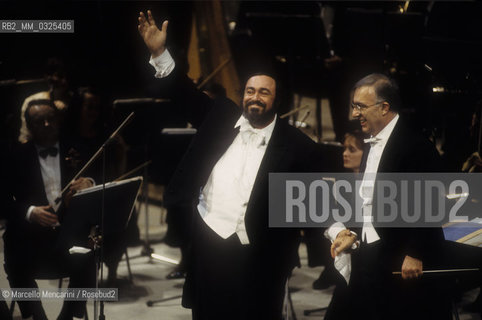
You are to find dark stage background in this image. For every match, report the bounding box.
[1,1,482,172]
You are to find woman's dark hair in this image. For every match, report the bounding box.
[344,130,365,151]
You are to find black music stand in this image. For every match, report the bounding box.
[58,176,142,319]
[58,177,142,249]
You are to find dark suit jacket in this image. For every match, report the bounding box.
[4,140,74,262]
[155,69,323,289]
[0,140,14,220]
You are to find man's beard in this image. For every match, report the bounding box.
[243,100,275,127]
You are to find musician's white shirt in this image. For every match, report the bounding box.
[150,50,276,244]
[26,143,62,221]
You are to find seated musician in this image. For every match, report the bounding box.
[3,99,95,320]
[0,139,13,320]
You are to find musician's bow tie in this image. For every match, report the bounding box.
[364,136,382,146]
[39,147,58,159]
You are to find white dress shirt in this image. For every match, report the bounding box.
[197,116,276,244]
[26,143,62,220]
[325,114,399,282]
[149,50,175,78]
[150,50,276,244]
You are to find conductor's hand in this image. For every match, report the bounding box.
[30,205,59,227]
[138,10,168,58]
[401,255,423,280]
[64,177,94,208]
[330,229,357,258]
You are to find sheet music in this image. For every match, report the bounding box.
[73,176,143,196]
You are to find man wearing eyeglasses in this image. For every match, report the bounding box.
[324,74,449,320]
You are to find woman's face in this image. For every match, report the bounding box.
[343,135,363,172]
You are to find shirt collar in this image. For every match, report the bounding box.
[374,113,399,144]
[234,114,277,143]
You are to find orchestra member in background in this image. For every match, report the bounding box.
[0,138,13,320]
[4,99,95,320]
[342,128,364,173]
[18,58,72,144]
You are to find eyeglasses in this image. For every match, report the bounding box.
[351,101,384,111]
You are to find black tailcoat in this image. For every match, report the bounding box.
[154,69,323,318]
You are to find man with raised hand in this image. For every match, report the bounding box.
[138,10,322,320]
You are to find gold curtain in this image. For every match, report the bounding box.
[187,0,241,102]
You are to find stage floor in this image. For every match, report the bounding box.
[0,198,480,320]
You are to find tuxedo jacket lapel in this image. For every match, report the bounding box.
[377,122,403,173]
[9,142,49,226]
[207,126,240,171]
[245,119,288,222]
[254,119,288,183]
[59,141,79,189]
[360,143,370,173]
[28,142,50,204]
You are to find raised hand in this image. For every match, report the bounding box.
[138,10,168,58]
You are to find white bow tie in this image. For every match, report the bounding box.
[239,126,266,147]
[364,136,382,146]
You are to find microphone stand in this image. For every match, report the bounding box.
[63,111,135,320]
[98,139,107,320]
[141,136,154,258]
[94,141,109,320]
